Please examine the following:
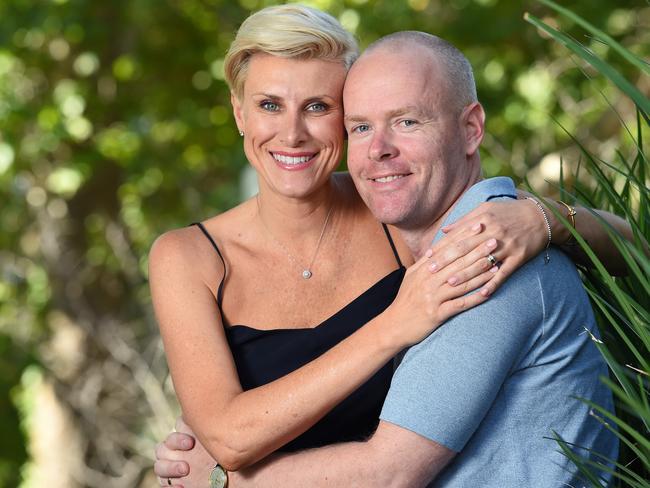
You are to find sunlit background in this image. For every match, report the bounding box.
[0,0,647,486]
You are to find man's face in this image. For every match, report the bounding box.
[343,46,476,230]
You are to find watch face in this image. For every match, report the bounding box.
[210,464,228,488]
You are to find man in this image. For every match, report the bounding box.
[155,32,617,486]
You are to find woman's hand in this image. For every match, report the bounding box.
[439,198,549,294]
[154,417,215,488]
[385,223,499,348]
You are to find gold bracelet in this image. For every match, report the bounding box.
[557,200,578,246]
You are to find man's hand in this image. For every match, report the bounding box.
[154,417,217,488]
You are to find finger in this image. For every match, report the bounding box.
[441,219,478,235]
[431,235,497,276]
[428,228,487,272]
[158,477,185,488]
[154,459,190,479]
[439,265,497,302]
[157,474,172,486]
[480,258,522,297]
[441,239,498,285]
[406,247,437,276]
[445,253,498,287]
[155,441,170,461]
[436,220,483,245]
[165,432,195,451]
[441,206,486,234]
[437,270,495,319]
[155,440,193,462]
[431,220,483,254]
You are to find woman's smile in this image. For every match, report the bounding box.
[232,53,347,198]
[270,151,319,170]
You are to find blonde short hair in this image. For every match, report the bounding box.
[224,4,359,99]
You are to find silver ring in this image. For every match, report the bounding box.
[487,254,497,266]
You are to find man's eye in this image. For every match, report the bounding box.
[261,101,280,112]
[400,119,417,127]
[351,124,370,134]
[307,102,327,112]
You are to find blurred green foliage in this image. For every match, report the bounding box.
[0,0,647,486]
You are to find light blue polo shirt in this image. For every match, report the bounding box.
[380,177,617,487]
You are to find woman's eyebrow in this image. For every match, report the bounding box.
[250,93,282,99]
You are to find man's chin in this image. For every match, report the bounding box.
[366,205,410,227]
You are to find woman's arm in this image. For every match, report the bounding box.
[440,196,635,277]
[544,201,634,275]
[149,224,497,472]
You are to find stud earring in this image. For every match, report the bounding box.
[239,130,244,137]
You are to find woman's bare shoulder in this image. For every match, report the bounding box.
[148,200,254,286]
[148,225,218,286]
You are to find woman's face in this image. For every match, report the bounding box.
[232,53,347,199]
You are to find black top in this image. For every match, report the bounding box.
[193,222,405,452]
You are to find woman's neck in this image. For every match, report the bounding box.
[255,178,340,240]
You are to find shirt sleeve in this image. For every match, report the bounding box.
[379,265,545,452]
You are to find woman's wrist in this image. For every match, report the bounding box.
[369,305,412,355]
[546,200,578,246]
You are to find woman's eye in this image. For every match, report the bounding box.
[261,101,280,112]
[307,102,327,112]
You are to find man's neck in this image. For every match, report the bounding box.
[400,174,482,259]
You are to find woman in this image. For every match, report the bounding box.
[151,4,631,487]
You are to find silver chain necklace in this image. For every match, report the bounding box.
[256,196,335,279]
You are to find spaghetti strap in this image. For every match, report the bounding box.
[191,222,226,308]
[381,224,403,268]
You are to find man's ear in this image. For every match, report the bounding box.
[231,93,245,133]
[460,102,485,157]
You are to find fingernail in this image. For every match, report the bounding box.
[182,439,191,449]
[425,249,433,258]
[490,266,498,273]
[487,238,497,249]
[448,276,458,285]
[472,223,481,232]
[179,465,188,476]
[481,287,490,296]
[429,262,438,272]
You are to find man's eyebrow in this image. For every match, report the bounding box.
[344,106,425,123]
[343,114,367,124]
[387,106,425,117]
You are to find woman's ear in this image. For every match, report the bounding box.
[460,101,485,157]
[231,93,244,133]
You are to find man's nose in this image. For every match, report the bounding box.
[280,111,307,147]
[368,129,398,161]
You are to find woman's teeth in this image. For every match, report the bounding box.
[272,154,313,165]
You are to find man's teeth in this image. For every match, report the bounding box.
[374,175,404,183]
[272,153,312,165]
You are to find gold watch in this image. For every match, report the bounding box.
[209,463,228,488]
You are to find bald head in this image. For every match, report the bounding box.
[359,31,477,114]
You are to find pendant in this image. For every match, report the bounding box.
[302,269,312,279]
